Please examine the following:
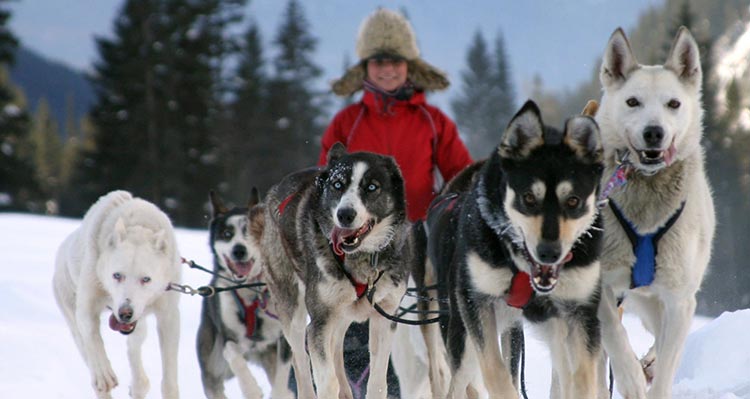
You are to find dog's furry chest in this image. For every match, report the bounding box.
[216,286,282,350]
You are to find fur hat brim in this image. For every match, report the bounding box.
[331,59,449,97]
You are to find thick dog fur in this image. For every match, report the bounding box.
[419,101,606,399]
[52,190,181,399]
[595,27,715,399]
[196,190,293,399]
[260,143,414,399]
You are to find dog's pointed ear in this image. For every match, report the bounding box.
[664,26,702,89]
[600,27,639,88]
[248,187,260,208]
[499,100,545,160]
[110,217,127,248]
[564,116,603,163]
[327,142,347,165]
[153,229,168,254]
[581,100,599,117]
[209,190,227,216]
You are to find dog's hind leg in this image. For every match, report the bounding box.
[223,340,263,399]
[647,295,695,399]
[268,337,295,399]
[127,317,150,399]
[283,304,315,399]
[155,295,180,399]
[549,316,600,399]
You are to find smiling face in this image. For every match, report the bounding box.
[366,57,408,92]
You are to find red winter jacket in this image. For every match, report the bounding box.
[319,90,473,221]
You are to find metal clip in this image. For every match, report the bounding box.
[168,283,199,296]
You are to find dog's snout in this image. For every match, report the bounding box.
[337,207,357,227]
[118,304,134,323]
[536,241,561,264]
[232,244,247,260]
[643,125,664,147]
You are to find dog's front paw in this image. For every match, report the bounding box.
[613,356,647,399]
[91,361,118,396]
[129,375,150,399]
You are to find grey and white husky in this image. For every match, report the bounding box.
[418,101,606,399]
[260,143,415,399]
[595,27,715,399]
[196,191,293,399]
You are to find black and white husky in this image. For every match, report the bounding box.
[260,143,414,399]
[420,101,606,399]
[196,191,293,399]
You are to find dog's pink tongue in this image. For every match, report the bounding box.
[331,228,346,256]
[108,313,135,333]
[664,143,677,166]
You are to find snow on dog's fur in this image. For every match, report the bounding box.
[596,27,715,399]
[52,190,181,399]
[260,144,415,399]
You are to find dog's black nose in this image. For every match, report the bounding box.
[232,244,247,260]
[536,241,561,264]
[337,207,357,227]
[643,125,664,147]
[119,305,134,323]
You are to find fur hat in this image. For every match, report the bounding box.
[331,9,449,96]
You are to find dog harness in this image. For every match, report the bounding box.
[609,200,685,288]
[506,271,533,308]
[232,288,273,338]
[329,244,380,299]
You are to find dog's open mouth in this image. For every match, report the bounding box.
[635,142,676,169]
[109,313,137,335]
[224,255,254,280]
[526,251,573,293]
[331,220,374,256]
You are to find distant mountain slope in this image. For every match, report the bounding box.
[9,46,95,136]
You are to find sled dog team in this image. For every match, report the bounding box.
[53,26,714,399]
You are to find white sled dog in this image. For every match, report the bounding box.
[596,27,715,398]
[53,190,182,399]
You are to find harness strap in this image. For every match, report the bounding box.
[328,243,371,298]
[609,200,686,288]
[277,192,296,216]
[233,291,261,338]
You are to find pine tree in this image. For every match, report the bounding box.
[222,19,273,198]
[265,0,327,176]
[452,29,517,158]
[451,30,494,158]
[28,98,63,207]
[0,2,40,211]
[67,0,246,226]
[490,31,516,139]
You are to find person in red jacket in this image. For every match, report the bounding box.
[312,8,473,399]
[319,8,472,222]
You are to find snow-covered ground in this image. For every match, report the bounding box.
[0,213,748,398]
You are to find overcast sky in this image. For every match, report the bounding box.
[9,0,664,109]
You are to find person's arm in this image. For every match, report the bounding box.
[434,111,473,181]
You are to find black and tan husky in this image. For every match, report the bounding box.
[419,101,606,399]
